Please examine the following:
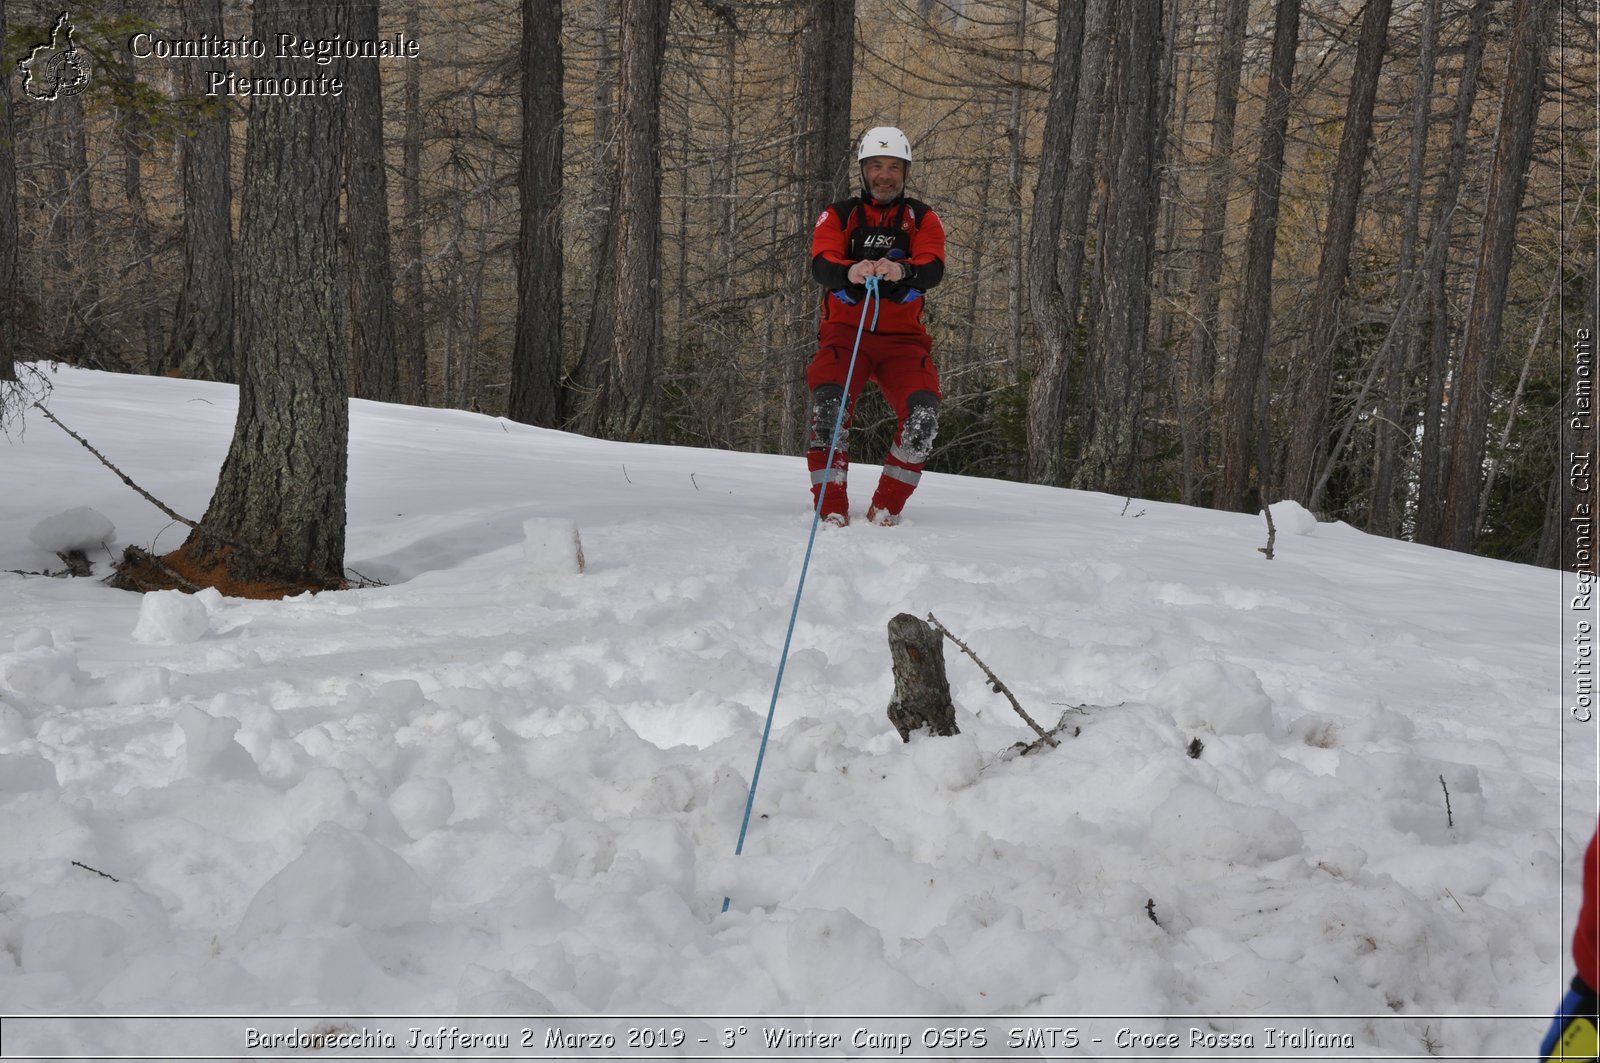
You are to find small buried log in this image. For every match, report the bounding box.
[885,612,960,741]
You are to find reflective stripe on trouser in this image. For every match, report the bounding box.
[807,448,849,517]
[871,454,923,516]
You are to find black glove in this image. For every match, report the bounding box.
[1543,976,1599,1062]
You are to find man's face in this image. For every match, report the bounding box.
[862,156,906,203]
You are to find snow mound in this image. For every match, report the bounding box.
[236,822,431,940]
[909,731,983,790]
[175,706,260,781]
[1149,658,1278,737]
[1148,781,1302,865]
[132,590,211,645]
[28,507,115,554]
[522,517,584,575]
[1264,499,1319,535]
[782,908,947,1012]
[388,777,454,839]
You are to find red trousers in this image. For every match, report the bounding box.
[805,324,941,518]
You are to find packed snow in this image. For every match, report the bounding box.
[0,366,1592,1059]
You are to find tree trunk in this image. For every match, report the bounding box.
[1179,0,1248,505]
[587,0,671,441]
[345,0,397,403]
[397,0,426,405]
[1006,0,1028,382]
[1283,0,1393,508]
[1022,0,1087,485]
[1072,0,1162,497]
[120,113,163,372]
[1413,0,1491,546]
[151,0,353,595]
[885,613,959,741]
[508,0,565,426]
[1056,0,1114,476]
[1216,0,1300,511]
[0,0,17,382]
[1368,0,1437,536]
[163,0,234,383]
[47,94,103,366]
[787,0,856,453]
[1440,0,1555,552]
[567,7,618,424]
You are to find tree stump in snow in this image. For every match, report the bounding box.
[886,612,959,741]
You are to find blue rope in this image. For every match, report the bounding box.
[722,276,880,914]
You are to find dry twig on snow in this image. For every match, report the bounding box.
[925,611,1058,749]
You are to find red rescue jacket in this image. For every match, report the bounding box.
[811,193,946,337]
[1578,823,1599,990]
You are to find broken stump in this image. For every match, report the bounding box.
[885,612,959,742]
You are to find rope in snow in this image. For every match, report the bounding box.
[721,275,880,914]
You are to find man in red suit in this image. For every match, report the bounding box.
[806,126,947,527]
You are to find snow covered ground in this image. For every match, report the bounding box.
[0,366,1592,1059]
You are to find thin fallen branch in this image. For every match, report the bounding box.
[1439,774,1453,829]
[33,401,199,533]
[926,611,1058,749]
[71,860,120,883]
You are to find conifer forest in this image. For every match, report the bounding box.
[1,0,1594,567]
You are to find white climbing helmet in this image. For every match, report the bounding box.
[858,126,912,164]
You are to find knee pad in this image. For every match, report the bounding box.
[810,385,847,450]
[894,391,940,464]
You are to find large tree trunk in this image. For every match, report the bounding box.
[1413,0,1491,546]
[150,0,353,595]
[1178,0,1248,505]
[1216,0,1300,512]
[785,0,855,453]
[120,113,163,372]
[46,94,104,366]
[162,0,234,383]
[1440,0,1555,552]
[1368,0,1438,536]
[345,0,397,403]
[1021,0,1086,486]
[585,0,671,441]
[508,0,565,426]
[567,8,617,425]
[1072,0,1163,497]
[0,0,17,382]
[1283,0,1393,508]
[397,0,426,405]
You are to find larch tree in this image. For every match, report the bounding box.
[786,0,856,452]
[0,0,16,383]
[128,0,353,594]
[345,0,398,403]
[162,0,234,382]
[397,0,426,405]
[1441,0,1556,552]
[1367,0,1439,536]
[1179,0,1249,505]
[1282,0,1393,508]
[1216,0,1301,512]
[1072,0,1163,497]
[1413,0,1491,545]
[1022,0,1087,487]
[583,0,671,441]
[508,0,565,427]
